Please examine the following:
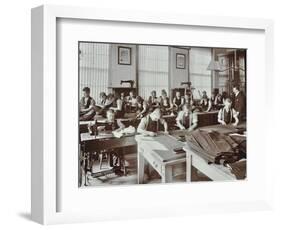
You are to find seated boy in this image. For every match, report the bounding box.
[88,109,125,175]
[127,91,137,105]
[176,104,198,131]
[172,91,184,112]
[79,87,96,121]
[159,89,172,115]
[183,92,194,108]
[109,93,125,118]
[137,108,168,137]
[103,109,125,131]
[148,90,160,108]
[135,96,148,118]
[217,98,239,126]
[199,90,212,112]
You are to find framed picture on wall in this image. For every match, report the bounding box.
[118,46,131,65]
[176,53,186,69]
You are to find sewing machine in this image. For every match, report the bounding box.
[120,80,135,88]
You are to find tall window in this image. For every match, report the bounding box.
[138,45,169,100]
[79,42,110,101]
[189,48,212,99]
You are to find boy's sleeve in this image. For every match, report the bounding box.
[232,108,239,117]
[138,117,147,131]
[218,108,224,121]
[176,111,183,121]
[192,112,198,124]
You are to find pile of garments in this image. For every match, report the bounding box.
[186,129,246,171]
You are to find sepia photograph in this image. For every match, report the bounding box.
[78,42,247,187]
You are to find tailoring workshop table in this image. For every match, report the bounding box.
[79,116,137,133]
[80,132,137,152]
[157,111,219,131]
[183,123,246,181]
[183,144,236,182]
[136,123,246,184]
[136,134,186,183]
[80,132,137,186]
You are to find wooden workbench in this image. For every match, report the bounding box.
[80,132,137,152]
[184,144,237,181]
[136,122,246,184]
[183,122,246,181]
[136,134,186,183]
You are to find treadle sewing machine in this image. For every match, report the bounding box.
[79,117,137,186]
[120,80,135,88]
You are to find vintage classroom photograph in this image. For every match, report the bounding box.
[78,42,247,187]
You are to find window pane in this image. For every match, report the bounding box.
[138,45,169,100]
[190,48,212,99]
[79,43,110,101]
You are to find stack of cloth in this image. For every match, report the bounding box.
[186,129,246,166]
[225,159,247,180]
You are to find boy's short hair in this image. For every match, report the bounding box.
[161,89,167,96]
[233,84,240,91]
[82,87,90,93]
[182,104,191,111]
[107,109,114,114]
[224,98,232,104]
[107,93,114,99]
[100,92,106,97]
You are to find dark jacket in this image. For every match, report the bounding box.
[233,92,246,117]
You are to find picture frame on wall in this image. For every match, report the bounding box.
[176,53,186,69]
[31,5,274,225]
[118,46,131,65]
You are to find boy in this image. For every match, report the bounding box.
[79,87,96,121]
[176,104,198,131]
[135,96,148,118]
[172,91,184,111]
[148,90,160,108]
[199,90,212,112]
[159,89,172,115]
[217,98,239,126]
[88,109,125,175]
[137,108,168,137]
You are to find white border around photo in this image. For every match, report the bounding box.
[31,5,274,225]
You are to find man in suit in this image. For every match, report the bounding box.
[232,85,246,120]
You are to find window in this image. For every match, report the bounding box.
[79,42,110,101]
[189,48,212,99]
[138,45,169,100]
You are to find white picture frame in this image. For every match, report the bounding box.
[31,5,274,225]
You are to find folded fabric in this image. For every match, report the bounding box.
[226,159,247,179]
[186,129,242,164]
[112,126,136,138]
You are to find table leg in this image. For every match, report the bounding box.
[162,165,173,183]
[186,152,192,182]
[138,148,145,184]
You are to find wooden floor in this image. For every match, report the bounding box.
[81,152,210,187]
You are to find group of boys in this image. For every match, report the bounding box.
[80,85,246,136]
[80,85,245,176]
